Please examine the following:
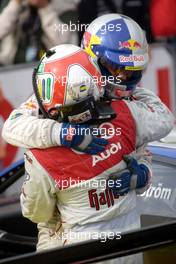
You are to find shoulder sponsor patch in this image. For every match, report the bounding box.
[10,113,23,120]
[21,101,37,110]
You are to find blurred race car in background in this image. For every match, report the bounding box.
[137,141,176,225]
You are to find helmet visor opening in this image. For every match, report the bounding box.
[99,57,142,87]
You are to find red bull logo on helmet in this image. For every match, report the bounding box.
[119,55,144,63]
[119,39,142,51]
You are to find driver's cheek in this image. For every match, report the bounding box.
[109,69,128,81]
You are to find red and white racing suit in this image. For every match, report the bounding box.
[2,87,174,251]
[19,93,174,251]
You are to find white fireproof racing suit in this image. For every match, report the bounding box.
[11,89,174,251]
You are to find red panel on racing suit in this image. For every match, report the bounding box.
[31,100,136,187]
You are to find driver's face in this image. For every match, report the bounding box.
[100,59,133,81]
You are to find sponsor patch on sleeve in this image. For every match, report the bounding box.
[10,113,23,120]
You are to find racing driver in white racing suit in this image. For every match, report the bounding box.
[2,15,175,251]
[18,44,174,255]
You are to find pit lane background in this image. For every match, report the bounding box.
[0,44,176,170]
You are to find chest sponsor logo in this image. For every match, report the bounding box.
[92,142,122,167]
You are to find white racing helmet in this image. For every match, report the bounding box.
[32,44,106,123]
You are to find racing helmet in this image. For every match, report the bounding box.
[33,44,104,123]
[81,13,149,98]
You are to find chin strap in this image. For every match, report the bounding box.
[94,100,116,121]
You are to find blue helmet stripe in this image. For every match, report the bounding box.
[95,18,134,67]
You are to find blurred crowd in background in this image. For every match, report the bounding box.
[0,0,176,66]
